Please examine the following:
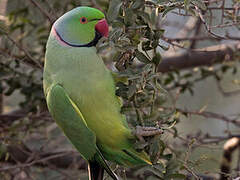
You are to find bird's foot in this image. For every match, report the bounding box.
[134,126,164,142]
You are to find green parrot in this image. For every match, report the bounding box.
[43,6,151,180]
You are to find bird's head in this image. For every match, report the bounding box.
[53,6,108,47]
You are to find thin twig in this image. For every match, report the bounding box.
[163,36,217,42]
[0,152,71,171]
[0,29,42,68]
[194,5,227,40]
[177,108,240,127]
[27,0,55,24]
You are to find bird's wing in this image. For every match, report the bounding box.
[46,84,119,179]
[46,84,97,161]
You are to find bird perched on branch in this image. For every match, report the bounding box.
[43,6,151,180]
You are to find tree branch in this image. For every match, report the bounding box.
[177,108,240,127]
[0,29,43,69]
[158,42,240,73]
[0,143,86,170]
[0,143,214,180]
[0,0,8,114]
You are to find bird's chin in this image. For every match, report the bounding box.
[90,30,103,46]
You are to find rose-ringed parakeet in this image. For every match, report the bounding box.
[43,7,151,180]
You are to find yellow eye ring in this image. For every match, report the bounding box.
[80,17,88,24]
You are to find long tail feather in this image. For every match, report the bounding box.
[88,160,104,180]
[95,149,119,180]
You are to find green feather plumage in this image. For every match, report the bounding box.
[43,6,151,179]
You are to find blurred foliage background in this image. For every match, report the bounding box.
[0,0,240,179]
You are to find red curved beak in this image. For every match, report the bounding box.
[95,19,109,38]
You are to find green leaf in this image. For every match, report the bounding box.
[152,53,162,66]
[107,0,122,22]
[163,6,176,17]
[131,0,144,10]
[184,0,191,10]
[116,82,128,99]
[132,33,141,46]
[142,41,152,51]
[162,153,173,161]
[135,50,151,64]
[151,40,159,48]
[172,127,178,138]
[166,158,180,174]
[112,20,125,28]
[138,11,151,25]
[144,28,154,40]
[153,163,166,172]
[151,8,159,25]
[154,29,165,39]
[109,28,123,41]
[128,83,137,98]
[150,137,165,163]
[142,166,164,178]
[0,144,7,159]
[0,19,8,33]
[124,9,135,26]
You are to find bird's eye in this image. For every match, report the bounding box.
[80,17,88,24]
